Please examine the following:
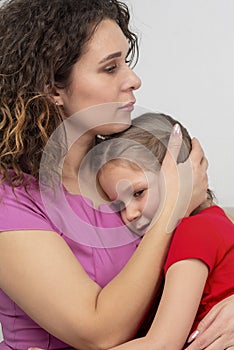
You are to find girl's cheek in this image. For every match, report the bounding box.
[120,211,127,225]
[143,197,160,219]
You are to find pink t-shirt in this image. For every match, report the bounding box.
[0,177,140,349]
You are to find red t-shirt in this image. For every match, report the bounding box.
[164,205,234,332]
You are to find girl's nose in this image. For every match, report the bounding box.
[125,205,141,222]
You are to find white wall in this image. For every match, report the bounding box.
[0,0,233,207]
[126,0,234,207]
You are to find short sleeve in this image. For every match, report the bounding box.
[164,211,221,274]
[0,183,55,232]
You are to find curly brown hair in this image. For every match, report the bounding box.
[0,0,139,188]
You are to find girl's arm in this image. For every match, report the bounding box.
[110,258,208,350]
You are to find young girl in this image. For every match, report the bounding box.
[90,112,234,350]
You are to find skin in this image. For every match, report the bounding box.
[0,19,200,350]
[56,19,141,193]
[25,17,234,350]
[99,162,161,235]
[110,260,208,350]
[0,18,210,350]
[185,294,234,350]
[56,20,141,118]
[99,161,210,350]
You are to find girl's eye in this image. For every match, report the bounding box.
[104,64,117,74]
[133,190,145,198]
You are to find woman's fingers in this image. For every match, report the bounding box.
[201,155,209,170]
[155,124,183,232]
[155,128,208,232]
[189,138,204,163]
[186,337,232,350]
[157,123,198,232]
[184,138,208,216]
[185,295,234,350]
[186,335,234,350]
[162,123,183,167]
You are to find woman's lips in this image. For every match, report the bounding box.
[118,101,135,112]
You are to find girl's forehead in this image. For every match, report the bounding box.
[103,159,143,173]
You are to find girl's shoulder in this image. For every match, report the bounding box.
[180,205,230,228]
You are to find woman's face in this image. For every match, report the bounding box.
[56,19,141,134]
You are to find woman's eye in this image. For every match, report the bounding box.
[104,64,117,73]
[133,190,145,198]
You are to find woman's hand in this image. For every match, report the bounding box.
[185,294,234,350]
[29,294,234,350]
[155,125,208,233]
[185,137,208,215]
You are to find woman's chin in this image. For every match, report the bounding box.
[98,123,131,136]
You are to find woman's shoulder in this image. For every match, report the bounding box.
[0,175,54,232]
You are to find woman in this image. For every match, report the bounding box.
[0,0,231,349]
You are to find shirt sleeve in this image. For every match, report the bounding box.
[0,183,55,232]
[164,213,220,274]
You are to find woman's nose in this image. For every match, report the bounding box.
[123,67,142,91]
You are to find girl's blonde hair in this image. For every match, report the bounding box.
[93,112,214,214]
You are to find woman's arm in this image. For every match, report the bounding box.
[109,259,208,350]
[185,294,234,350]
[0,130,207,350]
[0,220,171,350]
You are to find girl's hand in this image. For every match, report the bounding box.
[185,294,234,350]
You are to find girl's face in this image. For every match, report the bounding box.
[99,162,161,235]
[56,19,141,135]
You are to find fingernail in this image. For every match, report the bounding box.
[172,123,181,136]
[187,330,199,343]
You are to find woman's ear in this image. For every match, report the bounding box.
[45,84,64,107]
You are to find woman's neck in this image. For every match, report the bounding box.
[62,134,95,194]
